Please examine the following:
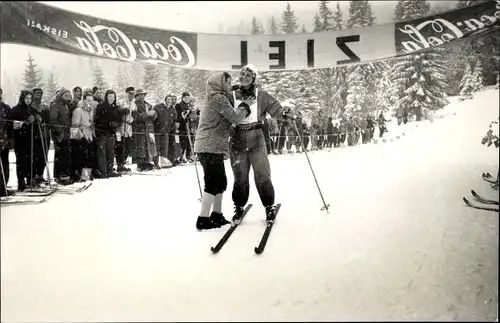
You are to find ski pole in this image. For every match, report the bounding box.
[292,119,330,213]
[185,120,202,202]
[38,123,53,188]
[0,148,9,197]
[30,123,34,191]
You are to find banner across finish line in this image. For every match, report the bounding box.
[1,1,499,71]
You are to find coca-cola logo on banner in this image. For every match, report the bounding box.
[72,20,196,67]
[395,1,500,54]
[2,2,198,68]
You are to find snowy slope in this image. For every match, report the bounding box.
[1,88,498,321]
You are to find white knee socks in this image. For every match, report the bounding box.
[200,192,216,217]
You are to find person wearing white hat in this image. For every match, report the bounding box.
[230,64,295,224]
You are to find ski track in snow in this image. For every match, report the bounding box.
[1,88,499,321]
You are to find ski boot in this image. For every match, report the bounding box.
[265,205,276,223]
[210,211,231,227]
[232,206,245,224]
[196,216,221,230]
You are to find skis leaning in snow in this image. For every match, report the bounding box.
[463,197,499,212]
[210,204,253,254]
[254,203,282,255]
[16,187,57,197]
[1,193,54,206]
[470,189,499,205]
[482,172,498,185]
[55,182,93,194]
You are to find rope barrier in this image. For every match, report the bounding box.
[0,118,415,139]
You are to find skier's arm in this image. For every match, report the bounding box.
[209,93,250,124]
[260,91,286,121]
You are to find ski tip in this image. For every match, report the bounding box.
[210,247,219,254]
[254,247,263,255]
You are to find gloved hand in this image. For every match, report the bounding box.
[147,110,156,118]
[26,115,35,124]
[282,107,296,120]
[181,110,190,119]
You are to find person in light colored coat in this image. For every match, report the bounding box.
[194,72,252,231]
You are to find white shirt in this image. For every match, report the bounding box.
[233,88,258,125]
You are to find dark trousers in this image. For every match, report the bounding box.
[96,133,115,177]
[269,133,278,153]
[115,136,133,167]
[167,133,177,162]
[262,122,272,155]
[72,138,92,175]
[0,147,10,195]
[54,139,71,179]
[300,134,310,151]
[333,133,339,147]
[33,131,49,178]
[340,133,346,144]
[179,132,192,160]
[277,126,287,152]
[327,135,335,147]
[198,153,227,195]
[230,128,275,207]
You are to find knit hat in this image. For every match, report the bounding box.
[82,87,93,95]
[125,86,135,93]
[134,88,147,97]
[241,64,258,82]
[182,92,190,98]
[73,86,82,92]
[32,87,43,94]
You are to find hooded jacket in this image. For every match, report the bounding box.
[72,98,94,141]
[95,89,123,135]
[194,72,250,155]
[49,87,72,141]
[10,90,34,144]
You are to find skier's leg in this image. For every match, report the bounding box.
[230,148,251,208]
[249,147,275,207]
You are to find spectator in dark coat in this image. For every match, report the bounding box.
[49,87,73,185]
[332,123,340,148]
[176,92,193,163]
[0,88,14,196]
[93,86,104,105]
[378,112,390,137]
[153,94,177,168]
[70,86,82,114]
[366,115,375,142]
[131,89,157,171]
[326,117,334,148]
[11,90,35,190]
[30,88,51,184]
[94,89,123,178]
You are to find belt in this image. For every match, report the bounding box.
[235,122,263,132]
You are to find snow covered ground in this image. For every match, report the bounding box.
[1,88,499,322]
